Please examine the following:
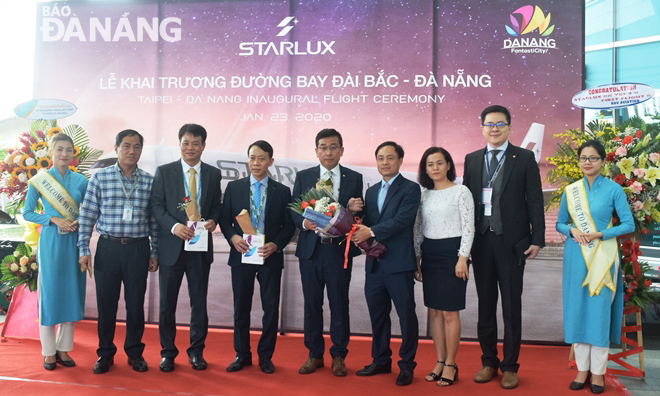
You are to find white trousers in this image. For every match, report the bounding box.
[574,343,609,375]
[40,322,74,357]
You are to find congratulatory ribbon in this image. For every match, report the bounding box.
[566,179,617,296]
[29,171,78,222]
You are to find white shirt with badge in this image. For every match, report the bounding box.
[482,140,508,217]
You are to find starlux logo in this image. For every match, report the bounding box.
[276,16,298,36]
[502,5,557,54]
[238,16,336,56]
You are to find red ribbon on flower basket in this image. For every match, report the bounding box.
[345,217,361,269]
[342,216,388,269]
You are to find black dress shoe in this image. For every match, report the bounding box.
[569,372,591,390]
[159,357,175,372]
[44,357,56,371]
[356,361,392,376]
[128,356,149,372]
[227,356,252,372]
[396,369,414,386]
[590,383,605,394]
[259,359,275,374]
[55,352,76,367]
[189,355,207,371]
[93,356,114,374]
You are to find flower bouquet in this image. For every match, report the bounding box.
[289,186,386,267]
[546,117,660,309]
[0,243,38,292]
[603,124,660,234]
[0,119,103,216]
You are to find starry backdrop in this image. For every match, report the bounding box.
[33,0,583,181]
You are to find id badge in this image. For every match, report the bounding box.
[122,205,134,221]
[482,188,493,217]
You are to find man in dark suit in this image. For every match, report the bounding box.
[291,128,364,376]
[351,141,421,386]
[219,140,295,374]
[150,123,222,372]
[462,105,545,389]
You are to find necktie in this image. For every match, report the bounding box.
[188,168,200,219]
[324,170,334,195]
[378,182,390,213]
[252,181,262,232]
[489,149,501,178]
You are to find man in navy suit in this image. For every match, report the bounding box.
[351,141,421,386]
[150,124,222,372]
[219,140,295,374]
[291,128,364,376]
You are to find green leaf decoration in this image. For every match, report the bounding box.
[2,254,16,266]
[31,119,57,136]
[5,199,25,216]
[27,276,38,292]
[16,243,31,257]
[77,147,104,176]
[62,124,89,149]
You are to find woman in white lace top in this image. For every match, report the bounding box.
[414,147,475,387]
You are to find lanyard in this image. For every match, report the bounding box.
[115,166,139,205]
[250,182,268,233]
[183,166,202,202]
[485,147,506,187]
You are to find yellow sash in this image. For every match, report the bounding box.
[29,170,78,222]
[565,179,617,296]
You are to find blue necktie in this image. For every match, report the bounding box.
[252,182,261,231]
[378,182,389,213]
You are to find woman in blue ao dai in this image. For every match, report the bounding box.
[23,133,88,370]
[556,140,634,394]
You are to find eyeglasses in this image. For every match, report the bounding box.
[482,122,509,128]
[579,156,602,163]
[317,145,341,153]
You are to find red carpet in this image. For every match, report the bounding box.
[0,321,630,395]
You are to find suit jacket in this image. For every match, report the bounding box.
[219,176,295,269]
[463,144,545,251]
[291,165,364,260]
[363,175,421,274]
[150,160,223,267]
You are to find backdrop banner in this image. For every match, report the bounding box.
[33,0,584,342]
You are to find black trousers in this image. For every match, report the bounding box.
[231,264,282,361]
[158,250,211,358]
[94,236,150,359]
[364,266,418,372]
[299,240,352,359]
[471,229,525,373]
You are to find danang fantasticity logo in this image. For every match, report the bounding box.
[502,5,557,54]
[238,16,336,56]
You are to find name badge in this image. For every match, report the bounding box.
[123,205,134,221]
[482,188,493,217]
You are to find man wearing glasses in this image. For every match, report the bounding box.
[462,105,545,389]
[291,128,364,376]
